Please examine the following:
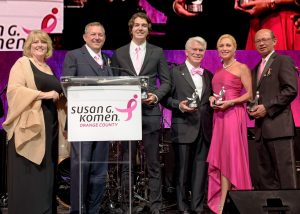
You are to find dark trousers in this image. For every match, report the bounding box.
[121,129,162,213]
[174,133,209,212]
[70,141,109,214]
[255,137,297,189]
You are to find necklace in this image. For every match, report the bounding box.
[223,59,236,69]
[32,57,47,68]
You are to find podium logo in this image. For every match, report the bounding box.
[115,94,138,121]
[22,8,59,34]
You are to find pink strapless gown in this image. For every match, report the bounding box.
[207,68,253,213]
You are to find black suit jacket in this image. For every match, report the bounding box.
[111,42,171,133]
[163,63,213,143]
[252,52,298,140]
[63,45,113,77]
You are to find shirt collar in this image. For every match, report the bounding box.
[130,41,146,51]
[185,60,201,73]
[85,44,102,58]
[262,50,275,63]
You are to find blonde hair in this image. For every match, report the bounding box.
[23,30,53,59]
[217,34,237,49]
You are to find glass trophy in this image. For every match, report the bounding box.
[247,91,260,112]
[239,0,252,6]
[213,86,225,106]
[187,89,199,108]
[185,0,203,13]
[139,76,149,100]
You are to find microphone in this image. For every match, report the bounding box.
[104,65,137,77]
[61,64,148,98]
[65,63,137,77]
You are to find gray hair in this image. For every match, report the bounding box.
[84,22,105,34]
[185,36,207,50]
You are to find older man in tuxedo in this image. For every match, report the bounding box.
[111,12,171,214]
[248,29,298,189]
[162,36,213,214]
[63,22,113,214]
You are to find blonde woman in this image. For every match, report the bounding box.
[206,34,253,213]
[3,30,66,214]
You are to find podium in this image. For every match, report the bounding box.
[61,76,144,213]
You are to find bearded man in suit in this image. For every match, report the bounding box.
[248,28,298,190]
[111,12,171,214]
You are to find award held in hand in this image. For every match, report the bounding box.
[239,0,252,6]
[139,76,149,100]
[187,89,199,108]
[247,91,260,112]
[185,0,204,13]
[213,86,225,106]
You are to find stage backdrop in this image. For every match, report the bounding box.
[0,50,300,129]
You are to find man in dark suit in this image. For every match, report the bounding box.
[111,12,171,214]
[162,37,213,213]
[248,29,298,189]
[63,22,113,214]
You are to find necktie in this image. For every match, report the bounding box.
[257,59,266,82]
[191,67,204,76]
[135,47,141,74]
[94,54,103,67]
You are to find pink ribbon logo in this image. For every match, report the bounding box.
[115,95,138,121]
[23,8,58,34]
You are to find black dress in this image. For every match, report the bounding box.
[7,61,61,214]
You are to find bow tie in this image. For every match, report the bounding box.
[191,67,204,76]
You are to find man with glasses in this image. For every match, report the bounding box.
[248,28,298,189]
[63,22,113,214]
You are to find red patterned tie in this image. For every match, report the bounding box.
[191,67,204,76]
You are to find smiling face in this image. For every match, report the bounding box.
[23,30,53,59]
[217,37,236,62]
[185,40,205,67]
[30,38,48,59]
[131,17,149,45]
[254,29,276,58]
[83,24,106,53]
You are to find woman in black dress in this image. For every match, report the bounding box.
[3,30,66,214]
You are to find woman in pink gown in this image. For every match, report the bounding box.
[207,34,253,214]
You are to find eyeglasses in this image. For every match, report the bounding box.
[254,37,273,44]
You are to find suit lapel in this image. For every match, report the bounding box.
[81,46,102,76]
[257,52,276,88]
[139,43,152,75]
[122,44,137,75]
[199,70,209,104]
[102,53,113,76]
[180,64,196,89]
